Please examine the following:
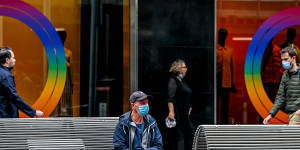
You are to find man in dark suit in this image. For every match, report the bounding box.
[0,47,43,118]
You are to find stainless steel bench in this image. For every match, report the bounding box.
[27,139,85,150]
[0,117,119,150]
[193,125,300,150]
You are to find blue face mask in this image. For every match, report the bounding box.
[179,74,184,79]
[136,104,149,116]
[282,60,292,70]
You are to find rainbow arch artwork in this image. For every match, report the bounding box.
[0,0,66,117]
[245,7,300,124]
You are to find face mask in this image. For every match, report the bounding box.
[179,74,184,79]
[136,104,149,116]
[282,60,292,70]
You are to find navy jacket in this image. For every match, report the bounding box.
[0,66,36,118]
[113,111,163,150]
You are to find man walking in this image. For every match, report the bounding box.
[0,47,43,118]
[264,46,300,125]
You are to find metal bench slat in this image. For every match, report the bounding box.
[0,117,119,150]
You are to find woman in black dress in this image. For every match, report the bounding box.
[167,59,193,150]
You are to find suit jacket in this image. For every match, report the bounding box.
[217,44,236,88]
[0,66,35,118]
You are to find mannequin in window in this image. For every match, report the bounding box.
[216,28,236,124]
[51,28,73,117]
[280,28,300,62]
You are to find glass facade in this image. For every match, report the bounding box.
[8,0,296,126]
[9,0,300,148]
[2,0,128,117]
[3,0,216,128]
[138,0,215,147]
[1,0,81,117]
[217,0,300,124]
[138,0,215,124]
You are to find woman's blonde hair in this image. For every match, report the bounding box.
[169,59,185,74]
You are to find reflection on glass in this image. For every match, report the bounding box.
[280,28,300,62]
[218,0,300,124]
[216,28,236,124]
[51,29,73,117]
[261,39,281,102]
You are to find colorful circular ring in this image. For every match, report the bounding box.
[0,0,66,117]
[245,7,300,124]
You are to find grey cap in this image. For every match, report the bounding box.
[129,91,151,103]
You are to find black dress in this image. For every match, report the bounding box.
[166,74,193,150]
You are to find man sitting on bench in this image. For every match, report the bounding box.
[113,91,163,150]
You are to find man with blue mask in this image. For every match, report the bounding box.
[113,91,163,150]
[263,46,300,125]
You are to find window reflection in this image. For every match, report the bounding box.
[217,0,300,124]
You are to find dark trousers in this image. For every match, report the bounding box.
[217,88,230,124]
[217,73,231,124]
[166,117,194,150]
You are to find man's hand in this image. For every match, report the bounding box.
[35,110,44,118]
[263,114,272,124]
[168,112,175,120]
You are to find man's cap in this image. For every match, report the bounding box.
[129,91,152,103]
